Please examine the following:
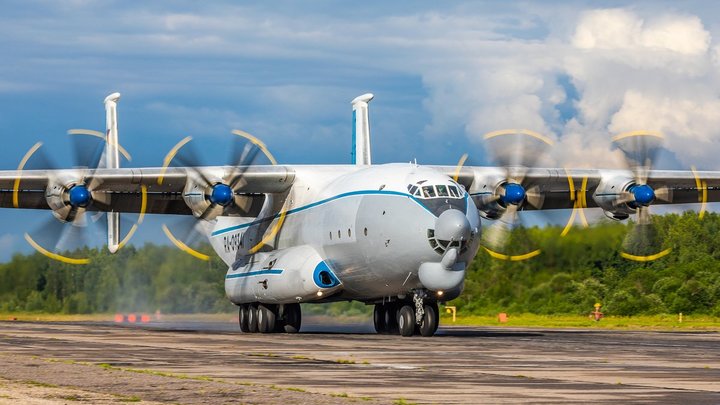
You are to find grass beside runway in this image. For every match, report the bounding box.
[1,311,718,331]
[0,312,237,323]
[440,312,720,330]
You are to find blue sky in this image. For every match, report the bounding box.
[2,1,720,260]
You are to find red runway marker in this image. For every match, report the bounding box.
[114,314,125,323]
[127,314,137,323]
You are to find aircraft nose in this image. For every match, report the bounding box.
[434,209,471,242]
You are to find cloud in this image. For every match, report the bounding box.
[573,9,709,55]
[2,2,720,171]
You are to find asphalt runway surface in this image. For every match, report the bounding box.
[1,318,719,404]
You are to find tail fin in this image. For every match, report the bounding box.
[351,93,373,165]
[104,92,121,253]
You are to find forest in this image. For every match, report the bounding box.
[0,211,719,316]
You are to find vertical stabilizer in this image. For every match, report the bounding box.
[104,92,121,253]
[351,93,373,165]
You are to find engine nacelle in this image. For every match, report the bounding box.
[45,175,91,222]
[592,175,635,220]
[181,171,230,220]
[225,245,343,304]
[183,179,215,218]
[467,171,508,220]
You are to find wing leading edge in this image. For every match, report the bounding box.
[0,165,295,215]
[440,166,720,211]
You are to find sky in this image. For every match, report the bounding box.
[2,1,720,261]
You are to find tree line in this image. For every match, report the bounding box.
[0,211,718,315]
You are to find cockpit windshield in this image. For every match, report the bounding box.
[406,179,466,216]
[407,181,465,200]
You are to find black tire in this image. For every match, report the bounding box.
[247,303,259,333]
[283,303,302,333]
[239,304,250,333]
[274,305,286,333]
[419,303,439,337]
[385,303,399,335]
[373,304,386,334]
[398,305,416,337]
[257,304,277,334]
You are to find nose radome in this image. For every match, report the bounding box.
[434,209,471,242]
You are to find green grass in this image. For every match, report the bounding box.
[115,395,142,402]
[5,310,717,331]
[440,313,720,330]
[248,352,279,358]
[0,312,238,323]
[22,380,58,388]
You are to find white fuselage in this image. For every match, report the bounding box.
[210,163,482,304]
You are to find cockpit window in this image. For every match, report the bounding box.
[408,181,464,199]
[421,186,436,198]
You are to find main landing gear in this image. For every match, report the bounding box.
[373,293,439,337]
[239,302,301,333]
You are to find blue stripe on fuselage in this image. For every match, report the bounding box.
[225,269,284,279]
[211,189,462,237]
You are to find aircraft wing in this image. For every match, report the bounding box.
[0,165,295,215]
[442,166,720,210]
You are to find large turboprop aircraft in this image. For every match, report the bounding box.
[1,92,718,336]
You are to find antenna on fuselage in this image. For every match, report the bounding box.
[351,93,373,165]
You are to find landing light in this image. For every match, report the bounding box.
[317,291,323,297]
[437,290,444,297]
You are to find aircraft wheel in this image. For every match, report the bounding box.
[247,303,259,333]
[283,303,302,333]
[419,303,439,337]
[373,304,386,334]
[257,304,277,334]
[273,305,286,333]
[239,304,250,333]
[385,303,399,335]
[398,305,416,337]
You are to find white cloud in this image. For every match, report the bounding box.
[3,2,720,170]
[572,9,709,55]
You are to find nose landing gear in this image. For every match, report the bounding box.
[373,291,439,337]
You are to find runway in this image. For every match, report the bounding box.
[1,318,719,404]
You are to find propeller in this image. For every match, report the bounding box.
[611,131,673,261]
[465,129,554,261]
[691,166,708,220]
[160,130,280,261]
[14,130,140,264]
[560,169,589,237]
